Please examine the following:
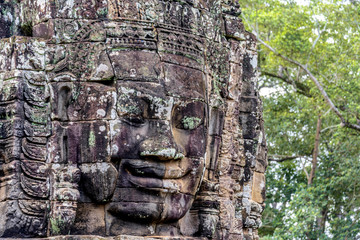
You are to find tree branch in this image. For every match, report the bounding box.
[262,71,312,97]
[321,124,340,133]
[268,155,308,162]
[254,32,360,132]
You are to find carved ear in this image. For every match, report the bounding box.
[58,85,72,121]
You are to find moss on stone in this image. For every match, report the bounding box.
[50,217,64,235]
[89,130,96,147]
[182,116,202,130]
[20,21,33,37]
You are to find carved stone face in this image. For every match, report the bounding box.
[52,49,210,234]
[105,51,207,227]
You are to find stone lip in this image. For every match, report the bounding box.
[1,235,207,240]
[123,158,190,180]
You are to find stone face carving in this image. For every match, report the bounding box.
[0,0,267,239]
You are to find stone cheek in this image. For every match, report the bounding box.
[0,0,267,239]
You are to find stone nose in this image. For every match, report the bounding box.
[139,138,184,161]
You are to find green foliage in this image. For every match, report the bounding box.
[241,0,360,239]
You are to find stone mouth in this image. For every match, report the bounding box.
[127,173,179,193]
[122,159,191,180]
[122,159,191,193]
[123,159,165,179]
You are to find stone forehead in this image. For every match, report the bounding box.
[116,81,206,102]
[116,85,206,121]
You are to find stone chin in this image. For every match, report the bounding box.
[106,156,205,223]
[106,193,195,223]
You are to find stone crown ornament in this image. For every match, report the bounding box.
[0,0,267,239]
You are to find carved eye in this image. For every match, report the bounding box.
[172,102,205,131]
[178,116,202,130]
[123,116,145,127]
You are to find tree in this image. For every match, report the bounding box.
[241,0,360,238]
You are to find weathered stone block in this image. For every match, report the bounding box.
[158,28,204,69]
[0,199,48,237]
[251,173,265,204]
[19,0,52,25]
[209,107,225,136]
[0,40,14,71]
[50,82,116,121]
[0,77,23,102]
[79,162,118,202]
[24,119,51,137]
[105,20,157,50]
[0,161,23,201]
[228,62,242,100]
[179,210,200,236]
[109,50,161,82]
[0,100,23,120]
[34,20,106,43]
[239,112,258,139]
[51,0,108,20]
[241,80,257,97]
[255,158,267,174]
[239,97,258,113]
[242,52,257,81]
[221,0,241,16]
[163,63,206,99]
[224,15,245,40]
[0,136,22,163]
[229,39,246,64]
[108,0,143,20]
[0,2,20,39]
[71,203,106,235]
[22,137,47,162]
[243,139,258,168]
[47,43,114,81]
[0,118,24,139]
[115,81,173,117]
[246,33,257,52]
[197,211,219,238]
[12,37,46,70]
[48,121,110,164]
[0,200,25,237]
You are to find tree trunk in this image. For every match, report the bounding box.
[308,115,322,185]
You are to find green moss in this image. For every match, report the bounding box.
[72,88,80,101]
[32,115,47,124]
[124,105,141,114]
[97,8,108,17]
[89,130,96,147]
[182,116,202,130]
[20,21,33,37]
[50,217,64,235]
